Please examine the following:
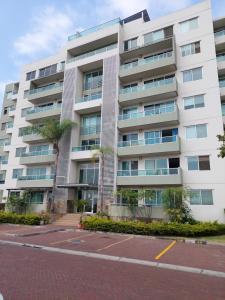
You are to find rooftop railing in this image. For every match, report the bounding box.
[117,168,180,176]
[120,51,173,71]
[68,18,120,41]
[118,135,177,148]
[67,43,117,63]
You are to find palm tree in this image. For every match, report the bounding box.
[35,119,75,212]
[92,146,113,212]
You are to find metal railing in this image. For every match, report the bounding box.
[118,104,176,120]
[120,51,173,70]
[76,92,102,103]
[68,18,120,41]
[80,125,101,135]
[26,104,61,115]
[117,168,179,176]
[118,135,177,147]
[215,29,225,38]
[18,175,54,181]
[68,43,117,63]
[72,144,100,151]
[120,77,175,94]
[25,82,63,96]
[21,149,56,157]
[219,79,225,88]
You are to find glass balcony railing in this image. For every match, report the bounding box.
[117,168,179,176]
[27,104,61,115]
[76,92,102,103]
[72,144,100,152]
[118,135,177,148]
[68,18,120,41]
[68,43,117,63]
[118,104,176,121]
[80,125,101,135]
[120,77,175,95]
[9,106,16,111]
[0,160,8,165]
[25,82,63,96]
[222,105,225,116]
[219,79,225,88]
[120,51,173,71]
[18,175,54,181]
[3,141,11,146]
[217,53,225,62]
[215,29,225,38]
[21,149,56,157]
[6,123,13,129]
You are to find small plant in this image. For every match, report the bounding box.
[77,199,88,213]
[6,192,30,214]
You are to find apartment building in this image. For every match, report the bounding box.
[0,0,225,222]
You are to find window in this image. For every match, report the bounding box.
[83,69,103,90]
[124,38,137,51]
[180,17,198,33]
[29,144,49,152]
[39,64,57,78]
[183,67,202,82]
[184,95,204,110]
[187,155,210,171]
[1,123,6,131]
[145,190,163,206]
[186,124,207,139]
[26,71,36,81]
[190,190,213,205]
[12,169,23,179]
[144,128,178,144]
[15,147,26,157]
[181,41,200,56]
[144,101,175,115]
[3,108,8,115]
[30,192,44,204]
[27,167,46,176]
[21,107,31,117]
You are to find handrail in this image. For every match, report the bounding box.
[21,150,56,157]
[18,175,54,180]
[26,82,63,96]
[27,104,61,115]
[117,168,180,176]
[118,135,177,147]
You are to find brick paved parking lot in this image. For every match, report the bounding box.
[0,224,225,299]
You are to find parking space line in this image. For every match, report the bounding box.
[50,232,95,245]
[155,240,176,260]
[97,236,133,252]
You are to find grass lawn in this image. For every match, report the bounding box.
[199,235,225,244]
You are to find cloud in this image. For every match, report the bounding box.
[14,6,75,57]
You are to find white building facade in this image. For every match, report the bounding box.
[1,0,225,222]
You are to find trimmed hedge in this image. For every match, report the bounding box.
[0,211,50,225]
[82,217,225,237]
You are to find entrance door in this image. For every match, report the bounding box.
[80,190,98,213]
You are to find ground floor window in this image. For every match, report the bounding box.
[190,189,213,205]
[30,192,44,204]
[145,190,163,206]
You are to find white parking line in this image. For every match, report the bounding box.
[97,236,133,251]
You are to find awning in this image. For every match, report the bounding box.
[57,183,98,189]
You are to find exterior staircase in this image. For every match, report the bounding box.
[53,213,81,227]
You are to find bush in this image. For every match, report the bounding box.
[82,217,225,237]
[0,211,50,225]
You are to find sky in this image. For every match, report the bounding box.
[0,0,224,101]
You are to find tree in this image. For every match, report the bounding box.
[35,119,75,212]
[6,192,30,214]
[92,146,113,212]
[217,133,225,157]
[162,187,195,223]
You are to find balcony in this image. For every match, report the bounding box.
[117,168,182,186]
[25,82,63,104]
[20,150,56,165]
[17,175,54,189]
[74,92,102,114]
[118,104,179,131]
[120,36,174,60]
[71,145,100,161]
[25,104,61,123]
[117,136,180,157]
[22,133,45,144]
[119,78,177,106]
[215,30,225,51]
[217,54,225,76]
[120,51,176,83]
[220,79,225,100]
[6,123,13,134]
[8,107,16,117]
[80,125,101,137]
[31,64,65,85]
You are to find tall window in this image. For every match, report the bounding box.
[180,17,198,33]
[83,70,103,90]
[27,167,46,176]
[183,95,204,110]
[15,147,26,157]
[187,155,210,171]
[145,190,163,206]
[26,71,36,81]
[183,67,202,82]
[181,41,200,56]
[190,190,213,205]
[12,169,23,179]
[39,64,57,78]
[144,26,173,45]
[124,38,137,51]
[186,124,207,139]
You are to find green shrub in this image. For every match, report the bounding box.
[82,217,225,237]
[0,211,50,225]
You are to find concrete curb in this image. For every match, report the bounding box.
[5,228,67,237]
